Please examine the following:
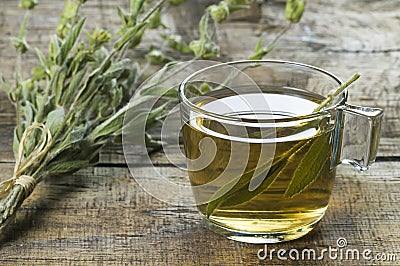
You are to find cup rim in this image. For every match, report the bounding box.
[178,59,345,123]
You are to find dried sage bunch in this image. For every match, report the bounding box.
[0,0,303,232]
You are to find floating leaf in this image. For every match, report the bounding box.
[216,159,287,210]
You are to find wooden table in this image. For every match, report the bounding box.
[0,0,399,265]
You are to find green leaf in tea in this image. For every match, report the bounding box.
[206,157,275,217]
[206,157,285,217]
[284,133,330,198]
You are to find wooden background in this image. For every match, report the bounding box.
[0,0,399,265]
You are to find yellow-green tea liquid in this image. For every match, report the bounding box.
[183,88,336,243]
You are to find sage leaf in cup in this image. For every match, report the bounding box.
[284,133,330,198]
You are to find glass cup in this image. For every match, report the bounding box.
[178,60,383,244]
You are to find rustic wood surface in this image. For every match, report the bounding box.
[0,0,399,265]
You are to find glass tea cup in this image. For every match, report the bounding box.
[178,60,383,244]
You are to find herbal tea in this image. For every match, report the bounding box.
[182,87,336,241]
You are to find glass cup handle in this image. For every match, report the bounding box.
[335,103,384,172]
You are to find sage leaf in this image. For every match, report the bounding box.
[114,22,146,51]
[46,160,92,175]
[247,33,273,60]
[284,133,330,198]
[162,34,192,54]
[54,66,68,105]
[56,18,86,65]
[35,48,51,76]
[46,108,65,136]
[21,100,35,124]
[167,0,185,6]
[49,35,61,62]
[12,128,20,161]
[141,85,178,98]
[0,74,16,102]
[206,158,276,217]
[188,12,221,58]
[208,2,229,23]
[146,50,174,65]
[216,159,287,209]
[61,67,87,106]
[149,7,166,29]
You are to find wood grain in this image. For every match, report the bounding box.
[0,0,399,265]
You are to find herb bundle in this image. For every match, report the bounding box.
[0,0,235,232]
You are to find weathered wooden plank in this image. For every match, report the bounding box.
[0,161,398,265]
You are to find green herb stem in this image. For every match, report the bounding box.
[141,0,166,23]
[313,73,360,112]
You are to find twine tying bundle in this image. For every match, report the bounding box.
[0,123,52,199]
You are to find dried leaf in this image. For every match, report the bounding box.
[54,67,68,104]
[45,108,65,136]
[56,18,86,65]
[46,160,92,175]
[13,128,20,160]
[21,101,35,124]
[61,67,87,105]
